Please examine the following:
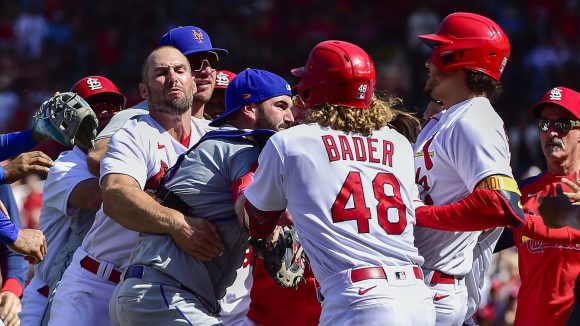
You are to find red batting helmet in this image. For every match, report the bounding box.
[291,40,376,109]
[418,12,510,81]
[70,76,126,108]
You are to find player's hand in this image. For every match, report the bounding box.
[0,291,21,326]
[3,151,53,184]
[171,216,224,261]
[538,184,573,229]
[561,173,580,204]
[7,229,47,262]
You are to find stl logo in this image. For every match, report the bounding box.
[215,72,230,87]
[549,87,563,101]
[192,30,204,44]
[86,77,103,91]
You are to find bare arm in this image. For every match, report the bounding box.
[68,178,102,211]
[87,138,109,177]
[102,173,224,260]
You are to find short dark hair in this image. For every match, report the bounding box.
[466,70,503,103]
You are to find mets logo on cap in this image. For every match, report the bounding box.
[192,30,204,44]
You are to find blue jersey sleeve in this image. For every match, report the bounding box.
[0,185,27,288]
[0,129,38,162]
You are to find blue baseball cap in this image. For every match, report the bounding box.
[159,26,228,57]
[209,69,292,127]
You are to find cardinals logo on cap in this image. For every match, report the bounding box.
[549,87,563,101]
[216,72,231,87]
[86,77,103,91]
[192,30,204,44]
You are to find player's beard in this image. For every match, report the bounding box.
[148,85,193,115]
[255,106,290,131]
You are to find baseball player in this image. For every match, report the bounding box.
[239,40,435,325]
[413,12,517,325]
[244,96,321,326]
[19,75,126,326]
[110,68,293,326]
[48,46,216,326]
[502,86,580,325]
[206,70,237,119]
[87,25,226,176]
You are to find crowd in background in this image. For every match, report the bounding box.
[0,0,578,325]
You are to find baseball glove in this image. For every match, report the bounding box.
[33,92,98,148]
[251,227,306,288]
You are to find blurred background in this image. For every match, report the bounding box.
[0,0,578,324]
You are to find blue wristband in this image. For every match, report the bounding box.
[0,211,19,245]
[0,166,4,184]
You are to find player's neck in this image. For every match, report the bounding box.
[548,157,580,177]
[150,110,192,142]
[191,102,206,119]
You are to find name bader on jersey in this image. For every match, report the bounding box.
[322,134,395,166]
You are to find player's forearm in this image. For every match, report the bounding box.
[68,178,102,211]
[87,138,109,177]
[518,214,580,244]
[415,189,521,231]
[102,184,184,235]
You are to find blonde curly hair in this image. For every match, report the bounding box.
[305,95,420,140]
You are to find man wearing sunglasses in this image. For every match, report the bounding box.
[496,86,580,326]
[86,25,225,176]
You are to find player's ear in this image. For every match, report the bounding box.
[139,82,149,100]
[241,104,256,119]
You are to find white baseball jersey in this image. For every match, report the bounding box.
[35,146,95,282]
[413,97,513,276]
[244,123,423,284]
[81,115,211,269]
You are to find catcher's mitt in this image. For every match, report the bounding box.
[33,92,98,148]
[251,227,305,288]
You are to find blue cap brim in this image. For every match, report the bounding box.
[209,107,237,127]
[183,48,229,58]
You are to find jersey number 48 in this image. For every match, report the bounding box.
[331,171,407,235]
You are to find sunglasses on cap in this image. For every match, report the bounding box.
[188,51,219,72]
[536,119,580,132]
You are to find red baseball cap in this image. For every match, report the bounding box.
[215,70,236,89]
[530,86,580,119]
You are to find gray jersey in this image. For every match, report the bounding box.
[95,107,148,140]
[128,126,259,313]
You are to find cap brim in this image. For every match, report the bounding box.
[291,67,306,77]
[208,107,237,127]
[183,48,229,58]
[418,34,453,48]
[530,101,577,119]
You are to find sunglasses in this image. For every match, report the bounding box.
[188,51,219,72]
[536,119,580,132]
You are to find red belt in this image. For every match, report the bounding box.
[430,270,457,285]
[351,266,423,283]
[80,256,121,284]
[37,285,50,298]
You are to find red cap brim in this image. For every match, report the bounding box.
[418,34,453,47]
[291,67,306,77]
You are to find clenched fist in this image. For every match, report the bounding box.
[3,151,53,184]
